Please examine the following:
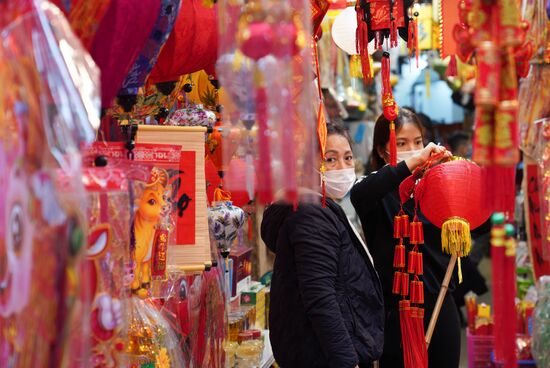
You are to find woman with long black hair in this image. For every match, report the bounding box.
[350,108,461,368]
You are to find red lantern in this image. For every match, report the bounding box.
[148,0,218,84]
[414,159,492,257]
[90,0,160,107]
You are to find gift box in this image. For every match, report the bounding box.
[229,246,253,297]
[240,282,267,329]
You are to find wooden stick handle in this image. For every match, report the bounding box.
[425,254,457,346]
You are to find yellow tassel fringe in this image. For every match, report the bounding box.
[350,55,363,79]
[441,217,472,257]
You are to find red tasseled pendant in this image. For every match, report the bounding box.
[401,272,410,296]
[394,242,406,268]
[407,250,417,274]
[356,6,371,83]
[483,166,516,215]
[393,271,402,294]
[445,55,458,77]
[394,215,402,238]
[414,17,419,67]
[401,214,410,237]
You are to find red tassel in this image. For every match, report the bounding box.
[401,272,410,296]
[407,251,417,274]
[416,251,424,275]
[483,166,516,215]
[390,121,397,166]
[407,18,414,54]
[356,7,371,83]
[393,271,402,294]
[401,214,410,237]
[394,242,406,268]
[394,215,402,238]
[414,18,419,68]
[445,55,458,77]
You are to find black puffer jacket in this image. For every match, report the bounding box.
[261,199,384,368]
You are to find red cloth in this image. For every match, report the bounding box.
[90,0,160,107]
[148,0,218,83]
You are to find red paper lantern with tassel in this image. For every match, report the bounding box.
[414,159,491,259]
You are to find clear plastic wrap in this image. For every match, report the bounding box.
[536,118,550,263]
[157,267,226,368]
[126,298,186,367]
[67,168,131,367]
[533,276,550,368]
[0,0,99,365]
[216,0,318,205]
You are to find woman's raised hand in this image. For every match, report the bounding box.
[405,142,452,171]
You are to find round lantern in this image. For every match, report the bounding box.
[90,0,160,107]
[331,7,375,55]
[414,159,491,257]
[148,0,218,83]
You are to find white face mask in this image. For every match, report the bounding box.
[323,168,356,199]
[390,149,423,163]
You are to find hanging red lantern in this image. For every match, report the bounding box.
[414,159,491,257]
[90,0,160,107]
[148,0,218,84]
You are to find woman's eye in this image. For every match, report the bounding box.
[397,142,406,147]
[345,156,354,161]
[325,157,336,163]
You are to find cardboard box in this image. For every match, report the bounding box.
[229,246,253,297]
[240,282,267,329]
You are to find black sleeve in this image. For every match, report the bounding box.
[350,161,412,214]
[290,206,359,368]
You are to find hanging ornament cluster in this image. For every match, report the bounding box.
[451,0,533,215]
[392,153,430,368]
[354,0,415,83]
[216,0,318,206]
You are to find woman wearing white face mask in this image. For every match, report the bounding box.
[261,123,384,368]
[350,108,461,368]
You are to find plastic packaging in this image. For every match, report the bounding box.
[533,276,550,368]
[0,1,98,365]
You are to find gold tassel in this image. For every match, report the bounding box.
[441,217,472,257]
[425,69,431,98]
[350,55,363,79]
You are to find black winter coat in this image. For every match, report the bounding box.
[261,199,384,368]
